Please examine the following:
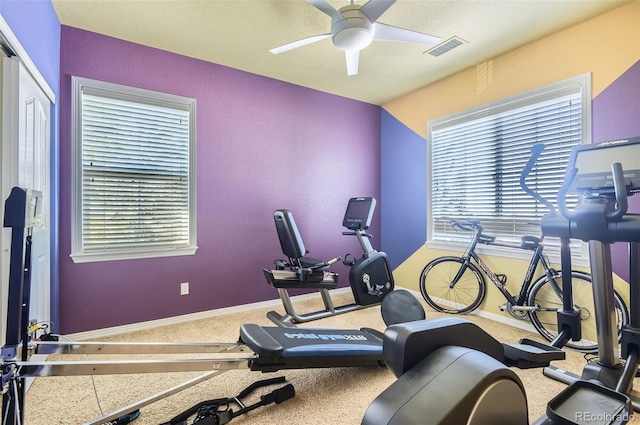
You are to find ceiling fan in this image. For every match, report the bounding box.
[269,0,441,76]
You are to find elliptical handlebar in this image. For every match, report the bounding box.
[528,142,632,223]
[519,143,627,227]
[523,140,640,242]
[607,162,629,221]
[520,143,556,217]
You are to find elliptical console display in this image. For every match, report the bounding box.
[565,137,640,195]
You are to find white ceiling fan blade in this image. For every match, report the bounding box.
[307,0,344,20]
[270,33,331,55]
[374,22,441,45]
[346,50,359,76]
[360,0,397,22]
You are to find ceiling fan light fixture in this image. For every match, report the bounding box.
[333,27,373,51]
[331,7,374,51]
[270,0,441,76]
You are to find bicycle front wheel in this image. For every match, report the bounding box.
[527,271,629,353]
[419,256,486,314]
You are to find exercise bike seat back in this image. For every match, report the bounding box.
[274,209,328,270]
[264,210,339,291]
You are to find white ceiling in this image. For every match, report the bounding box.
[51,0,630,105]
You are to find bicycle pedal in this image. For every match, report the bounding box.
[498,303,507,311]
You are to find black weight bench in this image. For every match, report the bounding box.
[239,324,385,372]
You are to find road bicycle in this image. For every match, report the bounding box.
[419,217,629,352]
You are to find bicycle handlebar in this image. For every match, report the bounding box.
[441,217,483,233]
[441,217,545,250]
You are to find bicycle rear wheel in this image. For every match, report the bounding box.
[419,256,486,314]
[527,271,629,353]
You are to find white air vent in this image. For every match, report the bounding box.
[425,36,466,57]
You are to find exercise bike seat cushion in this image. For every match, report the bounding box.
[298,256,328,269]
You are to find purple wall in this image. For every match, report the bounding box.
[592,61,640,145]
[59,26,381,334]
[592,60,640,284]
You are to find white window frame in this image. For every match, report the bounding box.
[427,74,591,265]
[70,76,197,263]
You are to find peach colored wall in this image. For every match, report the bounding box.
[383,1,640,138]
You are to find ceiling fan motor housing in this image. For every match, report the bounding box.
[331,6,374,51]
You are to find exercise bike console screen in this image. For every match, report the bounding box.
[566,137,640,195]
[343,197,376,230]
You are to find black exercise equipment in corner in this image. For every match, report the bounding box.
[363,137,640,425]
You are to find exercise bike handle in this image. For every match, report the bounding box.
[342,231,372,239]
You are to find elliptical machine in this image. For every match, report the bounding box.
[264,197,395,327]
[363,137,640,425]
[537,137,640,416]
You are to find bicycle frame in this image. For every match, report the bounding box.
[453,228,558,309]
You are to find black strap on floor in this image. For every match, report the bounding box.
[159,376,295,425]
[107,409,140,425]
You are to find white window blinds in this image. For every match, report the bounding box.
[71,77,197,262]
[428,75,590,256]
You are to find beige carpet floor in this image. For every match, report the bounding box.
[24,292,640,424]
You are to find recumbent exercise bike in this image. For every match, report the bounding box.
[264,197,411,328]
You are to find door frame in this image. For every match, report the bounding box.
[0,15,55,102]
[0,14,56,345]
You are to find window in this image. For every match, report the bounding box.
[71,77,197,263]
[428,74,590,260]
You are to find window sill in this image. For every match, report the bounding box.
[70,246,198,263]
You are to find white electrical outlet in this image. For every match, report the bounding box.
[180,282,189,295]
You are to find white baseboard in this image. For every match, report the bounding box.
[401,288,538,334]
[64,288,353,341]
[64,287,535,342]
